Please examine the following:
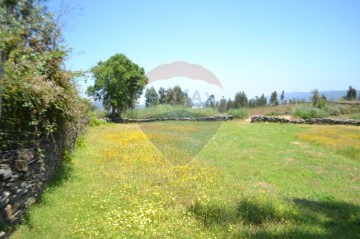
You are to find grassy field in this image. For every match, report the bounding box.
[11,121,360,238]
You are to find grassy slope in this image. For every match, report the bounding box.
[11,122,360,238]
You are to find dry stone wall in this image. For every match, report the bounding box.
[121,115,234,123]
[251,115,360,126]
[0,129,80,238]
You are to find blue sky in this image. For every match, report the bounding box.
[47,0,360,103]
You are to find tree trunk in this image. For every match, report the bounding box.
[111,106,116,122]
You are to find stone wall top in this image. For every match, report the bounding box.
[251,115,360,126]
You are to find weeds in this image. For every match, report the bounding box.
[227,108,249,119]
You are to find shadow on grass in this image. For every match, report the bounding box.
[47,160,73,189]
[20,160,74,230]
[189,198,360,238]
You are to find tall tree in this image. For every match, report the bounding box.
[165,87,175,104]
[270,91,279,106]
[205,95,215,108]
[227,98,235,110]
[346,86,357,100]
[234,91,248,108]
[311,89,320,107]
[88,54,148,120]
[184,92,193,107]
[145,87,159,107]
[280,90,285,101]
[172,85,185,105]
[218,97,227,113]
[257,94,267,106]
[158,87,167,104]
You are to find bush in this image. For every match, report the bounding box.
[325,105,344,116]
[227,109,249,119]
[292,105,328,119]
[88,110,107,127]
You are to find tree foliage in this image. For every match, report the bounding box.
[158,87,167,104]
[152,85,192,106]
[204,95,216,108]
[234,91,248,108]
[218,97,227,113]
[87,54,148,120]
[248,94,267,107]
[145,87,159,107]
[270,91,279,106]
[346,86,357,101]
[311,89,320,107]
[0,0,86,139]
[227,98,235,110]
[280,90,285,101]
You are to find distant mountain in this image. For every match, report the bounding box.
[281,90,360,101]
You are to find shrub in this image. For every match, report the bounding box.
[88,111,107,127]
[325,105,345,116]
[292,105,328,119]
[227,109,249,119]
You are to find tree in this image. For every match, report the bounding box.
[145,87,159,107]
[318,94,327,108]
[227,98,235,110]
[270,91,279,106]
[234,91,248,108]
[280,90,285,101]
[88,54,148,120]
[184,92,193,107]
[172,85,185,105]
[205,95,215,108]
[218,97,227,113]
[158,87,167,104]
[248,98,256,108]
[346,86,357,100]
[280,90,285,104]
[258,94,267,106]
[311,89,320,107]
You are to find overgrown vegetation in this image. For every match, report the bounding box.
[11,122,360,238]
[293,105,329,119]
[292,103,360,119]
[0,0,87,148]
[227,108,249,119]
[122,104,221,119]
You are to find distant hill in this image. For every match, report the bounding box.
[281,90,360,101]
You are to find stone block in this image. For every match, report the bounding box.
[0,169,12,181]
[14,160,28,172]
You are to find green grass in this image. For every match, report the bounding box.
[349,113,360,120]
[123,104,220,119]
[227,108,249,119]
[11,122,360,238]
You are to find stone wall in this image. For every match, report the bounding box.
[0,129,80,238]
[251,115,360,126]
[121,115,234,123]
